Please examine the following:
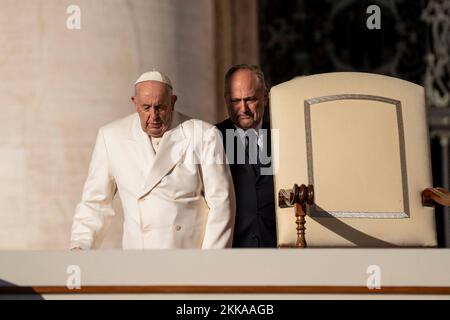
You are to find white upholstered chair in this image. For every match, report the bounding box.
[270,72,438,247]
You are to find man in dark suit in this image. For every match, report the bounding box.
[216,64,277,248]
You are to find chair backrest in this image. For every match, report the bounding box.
[270,72,437,247]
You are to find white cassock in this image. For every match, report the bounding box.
[70,112,236,249]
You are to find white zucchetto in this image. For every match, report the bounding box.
[134,70,172,89]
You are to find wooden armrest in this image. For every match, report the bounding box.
[422,188,450,207]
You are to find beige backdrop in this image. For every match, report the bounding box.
[0,0,219,249]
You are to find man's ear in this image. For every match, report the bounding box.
[131,96,137,111]
[261,88,269,107]
[171,95,178,109]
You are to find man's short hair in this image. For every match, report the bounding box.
[224,64,268,98]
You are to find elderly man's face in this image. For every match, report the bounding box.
[132,81,177,138]
[226,69,268,130]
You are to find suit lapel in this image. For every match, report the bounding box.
[139,113,189,198]
[129,114,155,183]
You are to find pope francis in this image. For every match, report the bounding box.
[70,71,236,249]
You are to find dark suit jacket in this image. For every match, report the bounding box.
[216,115,277,248]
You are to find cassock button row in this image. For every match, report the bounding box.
[175,225,181,231]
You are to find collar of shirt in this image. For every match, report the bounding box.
[233,118,264,150]
[150,136,162,152]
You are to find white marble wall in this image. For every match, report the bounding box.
[0,0,217,249]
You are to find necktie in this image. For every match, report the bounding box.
[245,136,259,175]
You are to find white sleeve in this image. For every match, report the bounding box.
[70,129,117,249]
[200,126,236,249]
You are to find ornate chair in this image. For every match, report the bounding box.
[270,72,448,247]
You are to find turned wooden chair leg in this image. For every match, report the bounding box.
[279,184,314,248]
[295,203,307,248]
